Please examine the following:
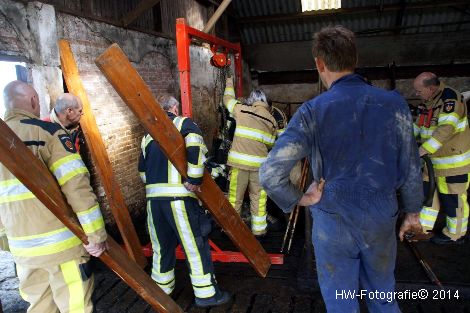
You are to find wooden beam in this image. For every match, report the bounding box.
[0,119,183,313]
[121,0,161,27]
[58,40,147,268]
[237,0,470,24]
[202,0,232,33]
[95,43,272,278]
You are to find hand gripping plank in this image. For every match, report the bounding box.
[0,119,183,313]
[95,43,271,277]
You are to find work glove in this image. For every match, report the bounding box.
[84,240,108,257]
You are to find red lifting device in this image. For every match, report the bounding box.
[143,18,282,266]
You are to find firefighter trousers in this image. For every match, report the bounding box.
[420,173,470,240]
[16,256,94,313]
[147,198,218,299]
[228,167,267,235]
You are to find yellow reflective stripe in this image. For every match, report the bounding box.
[190,273,215,298]
[50,154,82,172]
[77,205,105,234]
[139,172,146,183]
[145,184,196,198]
[422,137,442,154]
[0,179,35,204]
[226,99,238,114]
[10,236,81,257]
[438,112,460,127]
[228,151,266,167]
[431,148,470,170]
[277,128,285,136]
[229,168,238,207]
[168,162,181,184]
[456,119,468,132]
[235,126,275,145]
[224,87,235,97]
[141,134,153,158]
[185,133,205,147]
[258,189,267,216]
[171,200,204,274]
[437,176,449,194]
[173,117,187,131]
[49,154,88,186]
[446,216,468,234]
[57,168,89,186]
[147,201,176,294]
[188,163,204,178]
[60,260,85,313]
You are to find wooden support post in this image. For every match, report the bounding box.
[95,43,272,277]
[202,0,232,33]
[122,0,162,27]
[0,120,183,313]
[58,40,147,268]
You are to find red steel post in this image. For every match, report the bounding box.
[176,18,193,117]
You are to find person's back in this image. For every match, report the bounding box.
[314,75,417,196]
[260,26,423,313]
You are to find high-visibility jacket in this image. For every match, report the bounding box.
[138,112,208,200]
[223,78,278,171]
[0,109,106,267]
[43,109,82,153]
[414,82,470,177]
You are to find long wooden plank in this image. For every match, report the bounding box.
[0,119,182,313]
[95,43,271,277]
[121,0,161,27]
[58,39,147,268]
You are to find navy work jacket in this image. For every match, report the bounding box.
[260,74,423,219]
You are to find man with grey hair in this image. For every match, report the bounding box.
[223,79,278,237]
[45,93,84,152]
[0,81,107,312]
[138,94,231,308]
[413,72,470,244]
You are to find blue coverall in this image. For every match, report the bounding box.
[260,74,423,313]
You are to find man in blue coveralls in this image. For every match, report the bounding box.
[260,26,424,312]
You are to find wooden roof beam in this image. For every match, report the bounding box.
[121,0,161,27]
[237,0,470,24]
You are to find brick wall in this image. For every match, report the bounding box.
[0,1,233,227]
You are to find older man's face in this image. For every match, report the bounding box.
[413,81,435,101]
[66,101,83,127]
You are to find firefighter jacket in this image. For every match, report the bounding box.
[414,82,470,177]
[0,109,106,267]
[223,77,278,171]
[139,112,208,200]
[44,109,82,153]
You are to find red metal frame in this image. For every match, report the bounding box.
[172,19,282,266]
[142,241,284,265]
[176,18,242,118]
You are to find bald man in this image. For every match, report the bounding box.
[413,72,470,244]
[0,81,107,312]
[44,93,84,152]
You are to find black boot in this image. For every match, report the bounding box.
[195,290,232,308]
[430,231,465,245]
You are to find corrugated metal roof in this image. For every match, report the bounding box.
[232,0,470,45]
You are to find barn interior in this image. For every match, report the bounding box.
[1,0,470,312]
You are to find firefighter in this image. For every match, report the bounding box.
[223,78,278,236]
[260,26,422,313]
[44,93,84,152]
[138,95,231,308]
[414,72,470,244]
[0,81,107,312]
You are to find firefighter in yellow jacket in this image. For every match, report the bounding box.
[413,72,470,244]
[223,77,277,236]
[0,81,107,312]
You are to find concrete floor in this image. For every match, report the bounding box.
[2,227,470,313]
